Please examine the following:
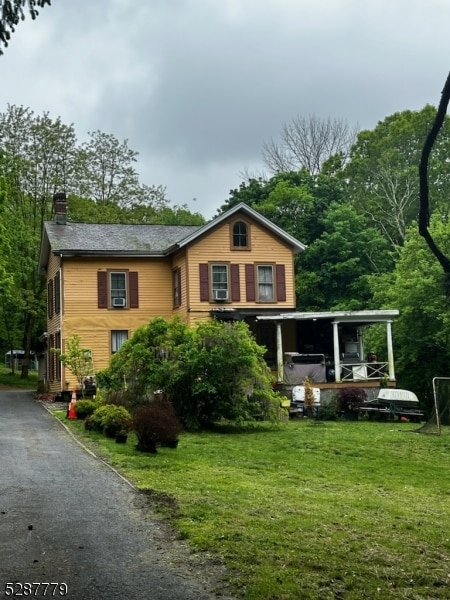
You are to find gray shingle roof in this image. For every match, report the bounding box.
[43,222,201,255]
[39,202,306,271]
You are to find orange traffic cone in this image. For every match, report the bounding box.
[68,390,77,419]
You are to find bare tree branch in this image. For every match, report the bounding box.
[262,114,358,175]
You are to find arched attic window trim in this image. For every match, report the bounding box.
[230,220,251,250]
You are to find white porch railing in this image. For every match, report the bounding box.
[340,362,388,382]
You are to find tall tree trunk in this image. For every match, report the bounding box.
[419,71,450,284]
[21,311,34,379]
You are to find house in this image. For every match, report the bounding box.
[38,194,306,395]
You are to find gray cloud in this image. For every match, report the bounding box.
[0,0,449,218]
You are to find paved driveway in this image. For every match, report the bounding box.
[0,391,232,599]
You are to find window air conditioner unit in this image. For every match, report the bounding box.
[213,289,228,301]
[112,297,126,307]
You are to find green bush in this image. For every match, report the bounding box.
[316,399,337,421]
[101,405,132,437]
[85,404,131,436]
[74,399,97,420]
[100,316,282,430]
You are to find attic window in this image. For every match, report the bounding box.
[231,220,250,249]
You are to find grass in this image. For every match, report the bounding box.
[54,413,450,599]
[0,366,38,389]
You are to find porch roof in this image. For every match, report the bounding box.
[255,310,399,326]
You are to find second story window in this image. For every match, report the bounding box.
[257,265,274,302]
[110,272,127,307]
[211,264,229,301]
[98,270,139,309]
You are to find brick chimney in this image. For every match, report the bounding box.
[53,192,67,225]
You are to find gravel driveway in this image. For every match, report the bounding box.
[0,390,235,599]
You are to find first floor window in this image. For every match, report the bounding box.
[211,264,229,300]
[112,330,128,353]
[257,265,274,301]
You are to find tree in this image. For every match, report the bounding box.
[101,317,282,430]
[53,333,94,395]
[221,170,345,246]
[262,114,358,175]
[75,131,167,208]
[296,202,393,311]
[0,0,50,54]
[345,105,450,252]
[0,105,77,377]
[369,217,450,406]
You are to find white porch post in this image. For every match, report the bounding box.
[386,320,396,381]
[276,321,284,382]
[333,321,341,382]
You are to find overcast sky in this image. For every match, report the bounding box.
[1,0,449,219]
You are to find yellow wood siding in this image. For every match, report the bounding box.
[58,257,175,389]
[186,216,296,325]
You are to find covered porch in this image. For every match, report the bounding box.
[255,310,399,391]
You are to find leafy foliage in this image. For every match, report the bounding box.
[335,387,367,413]
[345,106,450,251]
[73,399,97,420]
[86,404,131,436]
[52,334,93,392]
[103,317,282,430]
[370,216,450,407]
[296,202,393,310]
[0,0,50,54]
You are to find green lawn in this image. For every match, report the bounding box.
[55,414,450,599]
[0,366,38,389]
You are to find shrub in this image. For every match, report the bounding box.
[99,317,282,431]
[101,405,132,437]
[336,387,367,416]
[74,399,97,420]
[316,398,337,421]
[133,399,182,453]
[86,404,131,436]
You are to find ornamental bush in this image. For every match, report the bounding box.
[336,387,367,414]
[133,399,182,453]
[86,404,131,436]
[74,399,97,420]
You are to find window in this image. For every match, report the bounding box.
[97,271,139,309]
[231,220,249,249]
[211,264,229,300]
[110,272,127,307]
[54,272,61,314]
[257,265,274,302]
[47,279,54,318]
[173,268,181,307]
[111,330,128,353]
